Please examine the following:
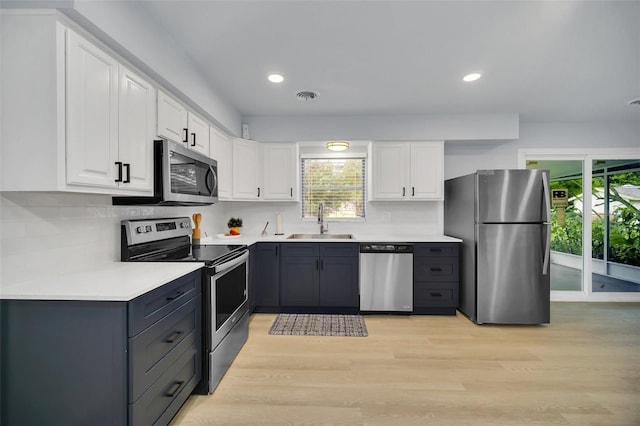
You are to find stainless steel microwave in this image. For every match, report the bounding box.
[113,140,218,206]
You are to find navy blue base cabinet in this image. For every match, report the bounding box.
[280,243,359,313]
[413,243,460,315]
[0,270,202,426]
[252,243,281,312]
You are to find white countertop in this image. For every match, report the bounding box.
[198,232,462,246]
[0,262,203,302]
[1,233,460,302]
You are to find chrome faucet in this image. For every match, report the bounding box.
[318,203,329,234]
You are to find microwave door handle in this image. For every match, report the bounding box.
[205,165,217,196]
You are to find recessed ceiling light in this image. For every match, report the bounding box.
[268,74,284,83]
[463,73,482,82]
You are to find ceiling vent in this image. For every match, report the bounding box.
[296,91,319,101]
[627,98,640,106]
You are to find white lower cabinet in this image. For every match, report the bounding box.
[231,138,299,201]
[370,141,444,201]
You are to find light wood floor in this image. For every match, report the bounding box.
[171,303,640,425]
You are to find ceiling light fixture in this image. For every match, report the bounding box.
[463,73,482,82]
[326,140,350,152]
[268,74,284,83]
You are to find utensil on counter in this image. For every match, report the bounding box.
[261,221,269,237]
[192,213,202,245]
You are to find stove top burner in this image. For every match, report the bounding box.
[121,217,247,265]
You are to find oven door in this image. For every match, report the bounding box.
[162,140,218,204]
[209,250,249,350]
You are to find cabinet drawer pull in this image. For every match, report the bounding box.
[290,187,293,197]
[430,267,443,272]
[191,132,196,147]
[402,187,406,197]
[320,259,324,270]
[430,248,442,252]
[114,161,123,182]
[183,128,188,144]
[316,259,319,270]
[430,292,443,297]
[164,330,183,344]
[165,380,185,398]
[412,186,415,196]
[166,290,184,301]
[123,163,131,183]
[257,187,261,197]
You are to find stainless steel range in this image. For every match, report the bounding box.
[121,217,250,394]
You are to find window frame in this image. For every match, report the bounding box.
[300,152,367,222]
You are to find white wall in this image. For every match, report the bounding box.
[445,121,640,178]
[245,113,519,142]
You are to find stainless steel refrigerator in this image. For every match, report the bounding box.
[444,169,551,324]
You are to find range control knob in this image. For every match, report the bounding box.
[180,222,189,228]
[145,225,152,232]
[136,226,144,234]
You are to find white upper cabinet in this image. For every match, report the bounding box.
[1,14,156,195]
[66,30,153,193]
[186,112,209,156]
[232,138,262,200]
[262,143,299,201]
[231,139,299,201]
[66,29,119,188]
[209,126,232,200]
[117,66,154,192]
[157,89,210,155]
[370,141,444,201]
[157,90,188,145]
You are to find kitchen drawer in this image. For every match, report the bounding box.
[128,269,201,336]
[128,294,201,403]
[129,343,201,426]
[414,257,459,281]
[280,243,319,257]
[413,243,459,257]
[414,282,458,307]
[320,243,358,257]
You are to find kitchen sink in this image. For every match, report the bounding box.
[286,233,355,240]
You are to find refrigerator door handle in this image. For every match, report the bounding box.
[542,171,551,223]
[541,170,551,275]
[542,223,551,275]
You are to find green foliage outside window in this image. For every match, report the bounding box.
[550,171,640,267]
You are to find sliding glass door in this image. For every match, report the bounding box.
[520,150,640,301]
[591,160,640,292]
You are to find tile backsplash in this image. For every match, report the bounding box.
[1,192,442,287]
[0,192,223,286]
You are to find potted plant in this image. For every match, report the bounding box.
[227,217,243,235]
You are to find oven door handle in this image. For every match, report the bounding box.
[211,251,249,274]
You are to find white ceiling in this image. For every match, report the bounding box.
[138,1,640,122]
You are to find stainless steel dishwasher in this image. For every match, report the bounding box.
[360,243,414,312]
